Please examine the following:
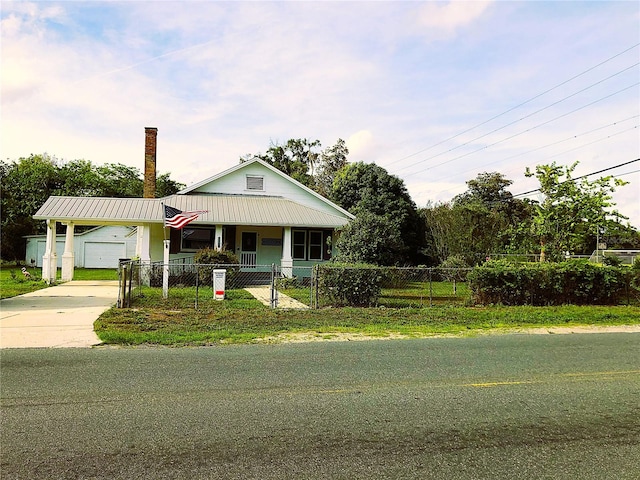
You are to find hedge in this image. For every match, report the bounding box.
[468,259,635,306]
[315,263,383,307]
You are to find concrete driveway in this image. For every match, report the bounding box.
[0,281,119,348]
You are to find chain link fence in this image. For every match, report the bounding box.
[117,261,472,309]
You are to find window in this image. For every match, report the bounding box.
[309,231,323,260]
[181,228,214,251]
[246,175,264,191]
[292,230,306,260]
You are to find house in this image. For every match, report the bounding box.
[24,225,137,269]
[33,128,354,282]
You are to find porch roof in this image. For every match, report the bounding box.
[34,194,352,228]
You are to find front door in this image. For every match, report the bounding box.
[241,232,257,266]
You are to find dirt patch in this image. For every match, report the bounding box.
[257,325,640,344]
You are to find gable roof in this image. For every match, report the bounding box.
[179,157,354,219]
[34,194,351,228]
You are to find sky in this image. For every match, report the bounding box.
[2,0,639,227]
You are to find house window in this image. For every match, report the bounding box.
[246,175,264,191]
[292,230,306,260]
[182,228,214,251]
[309,231,323,260]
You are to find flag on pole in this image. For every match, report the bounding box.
[163,204,208,229]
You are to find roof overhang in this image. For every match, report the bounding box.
[34,195,352,229]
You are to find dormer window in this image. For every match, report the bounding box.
[246,175,264,191]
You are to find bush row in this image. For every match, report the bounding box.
[468,259,638,306]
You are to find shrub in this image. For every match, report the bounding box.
[603,254,623,267]
[316,262,383,307]
[194,248,239,286]
[439,255,471,283]
[468,259,632,306]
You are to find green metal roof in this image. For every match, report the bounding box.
[34,194,351,228]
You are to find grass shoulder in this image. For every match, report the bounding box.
[94,289,640,346]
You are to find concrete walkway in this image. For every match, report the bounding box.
[0,281,120,349]
[244,286,309,309]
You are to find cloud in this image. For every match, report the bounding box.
[1,1,638,226]
[416,0,493,36]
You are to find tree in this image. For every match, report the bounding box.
[0,154,59,260]
[524,161,628,261]
[334,211,407,266]
[450,172,534,261]
[315,139,349,198]
[332,162,424,264]
[242,138,321,189]
[0,155,185,261]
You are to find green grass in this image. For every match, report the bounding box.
[0,265,118,299]
[95,286,640,346]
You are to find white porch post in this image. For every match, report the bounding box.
[281,226,293,277]
[42,219,57,284]
[214,224,223,251]
[136,225,152,264]
[61,222,75,281]
[135,224,152,286]
[162,239,170,299]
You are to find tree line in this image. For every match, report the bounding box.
[2,142,638,265]
[0,154,184,260]
[245,138,639,266]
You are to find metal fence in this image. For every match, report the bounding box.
[117,261,472,309]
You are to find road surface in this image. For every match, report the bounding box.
[2,333,639,479]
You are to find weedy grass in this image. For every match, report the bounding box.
[0,265,118,299]
[95,287,640,346]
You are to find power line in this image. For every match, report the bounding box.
[427,118,639,187]
[404,82,639,176]
[387,43,640,166]
[512,158,640,198]
[393,63,639,174]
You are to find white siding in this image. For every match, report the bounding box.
[189,162,349,217]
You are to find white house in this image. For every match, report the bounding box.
[24,225,137,269]
[34,151,354,282]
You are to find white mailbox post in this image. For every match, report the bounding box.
[213,269,226,300]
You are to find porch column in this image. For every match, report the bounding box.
[136,225,152,286]
[136,225,151,263]
[42,219,57,284]
[214,224,223,251]
[281,226,293,277]
[61,222,75,281]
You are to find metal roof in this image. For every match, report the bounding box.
[34,195,351,228]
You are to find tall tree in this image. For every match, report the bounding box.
[332,162,424,265]
[448,172,534,262]
[315,139,349,198]
[525,161,628,261]
[242,138,321,189]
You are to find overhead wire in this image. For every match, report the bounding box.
[392,62,639,174]
[428,116,639,186]
[386,43,640,166]
[511,158,640,198]
[403,82,639,176]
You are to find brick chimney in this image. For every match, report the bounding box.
[143,127,157,198]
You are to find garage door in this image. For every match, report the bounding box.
[84,242,126,268]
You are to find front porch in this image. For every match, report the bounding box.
[41,221,337,283]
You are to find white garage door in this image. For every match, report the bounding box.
[84,242,126,268]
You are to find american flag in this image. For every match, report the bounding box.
[163,204,208,229]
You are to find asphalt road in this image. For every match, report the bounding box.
[2,333,639,479]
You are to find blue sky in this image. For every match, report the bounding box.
[2,1,639,227]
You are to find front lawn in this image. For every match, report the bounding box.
[0,265,118,299]
[95,287,640,346]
